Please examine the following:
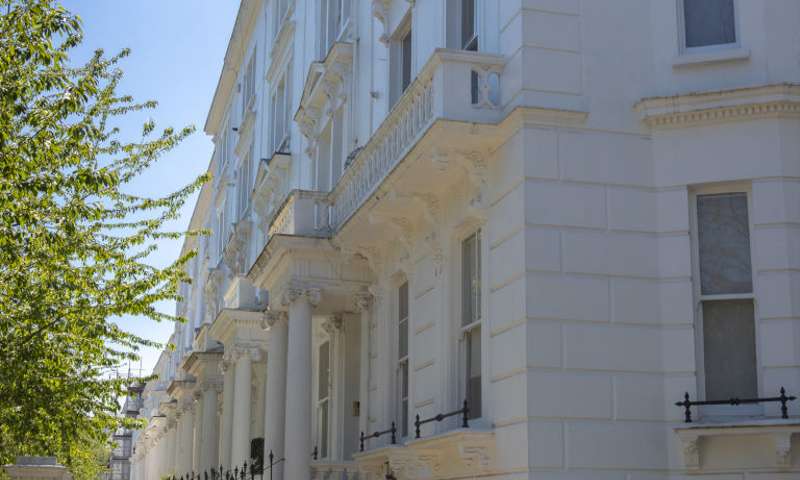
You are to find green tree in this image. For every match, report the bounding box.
[0,1,206,477]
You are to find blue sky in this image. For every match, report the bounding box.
[61,0,239,376]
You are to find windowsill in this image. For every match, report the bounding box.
[674,417,800,469]
[672,46,750,68]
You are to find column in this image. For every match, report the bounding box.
[200,381,222,471]
[231,346,258,467]
[192,390,203,473]
[353,292,373,437]
[174,409,184,476]
[165,419,177,478]
[282,287,320,480]
[219,360,235,468]
[179,400,195,476]
[263,310,288,480]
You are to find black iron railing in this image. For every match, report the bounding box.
[359,422,397,452]
[676,387,797,423]
[414,399,469,439]
[264,451,285,480]
[171,461,263,480]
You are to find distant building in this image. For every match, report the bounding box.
[132,0,800,479]
[107,381,144,480]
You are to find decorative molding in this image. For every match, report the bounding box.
[353,291,373,312]
[322,314,344,335]
[281,285,322,307]
[635,83,800,128]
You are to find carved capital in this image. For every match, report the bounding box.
[232,344,265,363]
[353,291,373,312]
[281,286,322,307]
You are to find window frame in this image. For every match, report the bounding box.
[459,229,484,422]
[677,0,741,55]
[237,141,254,220]
[389,15,413,109]
[269,66,292,156]
[689,183,762,418]
[396,280,410,439]
[315,339,332,460]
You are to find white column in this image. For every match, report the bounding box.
[282,287,320,480]
[174,410,184,476]
[354,292,373,438]
[192,391,203,473]
[200,381,222,472]
[263,311,288,480]
[231,346,257,467]
[179,401,195,476]
[219,360,235,468]
[165,420,177,478]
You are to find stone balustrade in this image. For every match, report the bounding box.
[328,48,503,230]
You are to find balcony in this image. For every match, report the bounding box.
[328,48,504,231]
[267,189,330,238]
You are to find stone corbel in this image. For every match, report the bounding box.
[676,432,700,470]
[372,0,392,45]
[771,431,793,467]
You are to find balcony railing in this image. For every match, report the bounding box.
[328,48,503,231]
[676,387,797,423]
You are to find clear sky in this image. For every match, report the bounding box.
[60,0,239,376]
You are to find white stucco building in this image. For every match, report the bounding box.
[130,0,800,478]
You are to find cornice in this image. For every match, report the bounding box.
[634,83,800,129]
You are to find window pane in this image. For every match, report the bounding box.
[401,30,412,92]
[401,398,409,437]
[461,0,476,50]
[697,193,752,295]
[703,300,757,400]
[319,400,329,458]
[683,0,736,48]
[462,234,475,326]
[399,282,408,320]
[466,326,482,418]
[399,361,409,436]
[399,318,408,359]
[318,341,330,400]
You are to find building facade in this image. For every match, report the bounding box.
[130,0,800,478]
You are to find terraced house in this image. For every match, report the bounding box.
[130,0,800,479]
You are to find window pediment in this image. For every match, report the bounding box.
[295,42,354,142]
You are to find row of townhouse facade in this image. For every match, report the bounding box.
[130,0,800,479]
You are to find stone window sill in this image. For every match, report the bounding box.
[674,418,800,469]
[672,47,750,68]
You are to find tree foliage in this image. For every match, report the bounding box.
[0,1,206,476]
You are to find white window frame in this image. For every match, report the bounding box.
[689,183,762,418]
[389,15,413,109]
[318,0,351,60]
[269,67,292,156]
[396,280,410,439]
[242,49,257,117]
[315,339,332,460]
[459,229,483,422]
[273,0,293,40]
[446,0,479,51]
[237,141,254,220]
[677,0,741,55]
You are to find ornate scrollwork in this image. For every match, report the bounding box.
[281,285,322,307]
